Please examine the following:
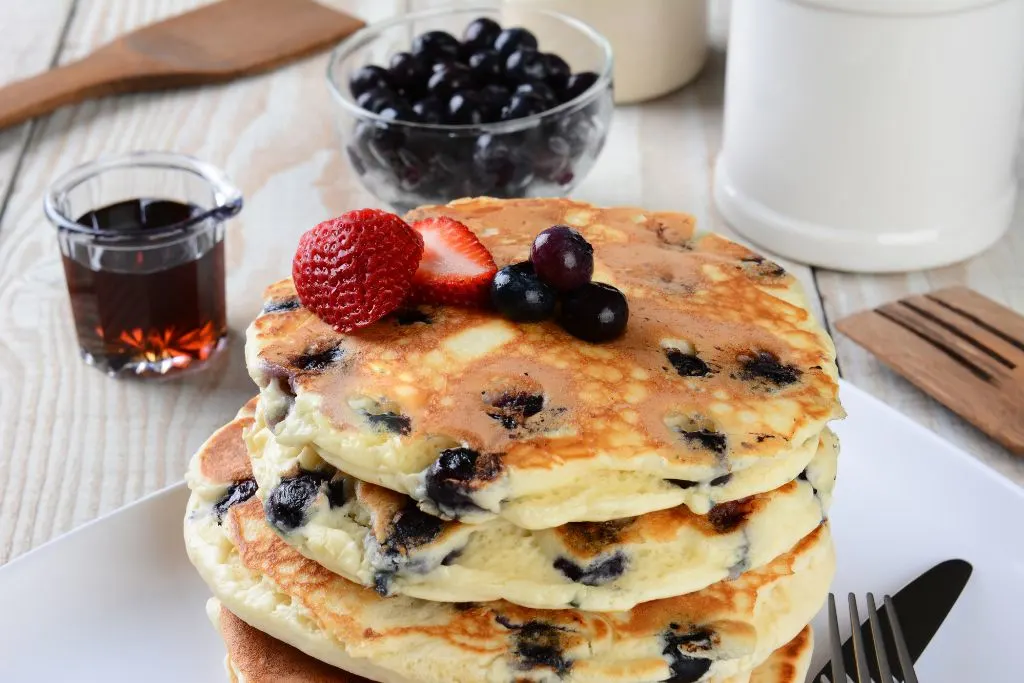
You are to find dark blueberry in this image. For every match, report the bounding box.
[427,63,476,99]
[474,133,535,192]
[351,121,405,176]
[739,351,802,386]
[710,473,732,486]
[477,84,511,122]
[448,91,486,125]
[530,225,594,291]
[356,86,400,114]
[462,17,502,52]
[373,572,392,596]
[262,297,300,314]
[532,135,574,184]
[542,53,571,91]
[666,349,712,378]
[547,108,596,156]
[487,391,544,429]
[213,479,257,523]
[393,308,432,325]
[379,103,418,123]
[388,51,431,96]
[491,261,557,322]
[412,97,446,124]
[502,92,548,120]
[662,628,714,683]
[553,551,628,586]
[424,447,502,513]
[708,499,753,534]
[741,255,786,278]
[562,71,599,102]
[366,411,412,435]
[326,478,347,508]
[480,83,512,105]
[384,504,445,554]
[468,49,504,82]
[494,27,538,60]
[515,81,558,107]
[511,621,572,675]
[292,344,344,373]
[425,449,477,509]
[505,49,549,84]
[349,64,392,99]
[558,282,629,342]
[412,30,462,63]
[679,428,727,455]
[265,472,328,532]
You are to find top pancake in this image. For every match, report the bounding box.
[246,198,842,525]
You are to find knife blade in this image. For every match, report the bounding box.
[815,559,973,682]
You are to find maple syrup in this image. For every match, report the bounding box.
[62,199,227,376]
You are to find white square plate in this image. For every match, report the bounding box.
[0,382,1021,682]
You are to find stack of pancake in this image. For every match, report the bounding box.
[185,198,843,683]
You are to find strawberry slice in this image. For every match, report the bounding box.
[292,209,424,333]
[408,217,497,307]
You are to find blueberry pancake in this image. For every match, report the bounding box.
[246,198,842,526]
[185,412,836,683]
[207,598,814,683]
[242,409,838,610]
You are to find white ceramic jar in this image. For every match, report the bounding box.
[505,0,708,103]
[715,0,1024,272]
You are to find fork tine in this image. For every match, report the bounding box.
[885,595,919,683]
[848,593,872,682]
[866,593,893,682]
[828,593,849,683]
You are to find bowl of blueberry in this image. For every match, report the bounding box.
[327,7,614,213]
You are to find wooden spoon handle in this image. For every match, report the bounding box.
[0,51,134,129]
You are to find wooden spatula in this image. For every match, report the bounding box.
[0,0,364,131]
[837,286,1024,455]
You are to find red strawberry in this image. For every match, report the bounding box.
[408,217,497,307]
[292,209,424,333]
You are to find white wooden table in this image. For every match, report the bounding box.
[1,0,1021,567]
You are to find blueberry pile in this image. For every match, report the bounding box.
[343,18,612,211]
[491,226,628,342]
[349,19,598,125]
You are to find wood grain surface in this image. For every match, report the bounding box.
[0,0,1021,567]
[0,0,365,131]
[837,287,1024,455]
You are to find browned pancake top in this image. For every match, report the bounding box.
[199,415,254,484]
[248,198,840,475]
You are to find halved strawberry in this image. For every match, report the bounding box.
[408,217,497,307]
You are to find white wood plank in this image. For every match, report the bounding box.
[0,2,74,208]
[0,0,400,565]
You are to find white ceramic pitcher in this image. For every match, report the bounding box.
[715,0,1024,272]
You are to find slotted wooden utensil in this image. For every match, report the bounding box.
[0,0,364,131]
[837,286,1024,455]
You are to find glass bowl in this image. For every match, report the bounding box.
[326,6,614,213]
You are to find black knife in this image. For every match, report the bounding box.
[815,559,973,682]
